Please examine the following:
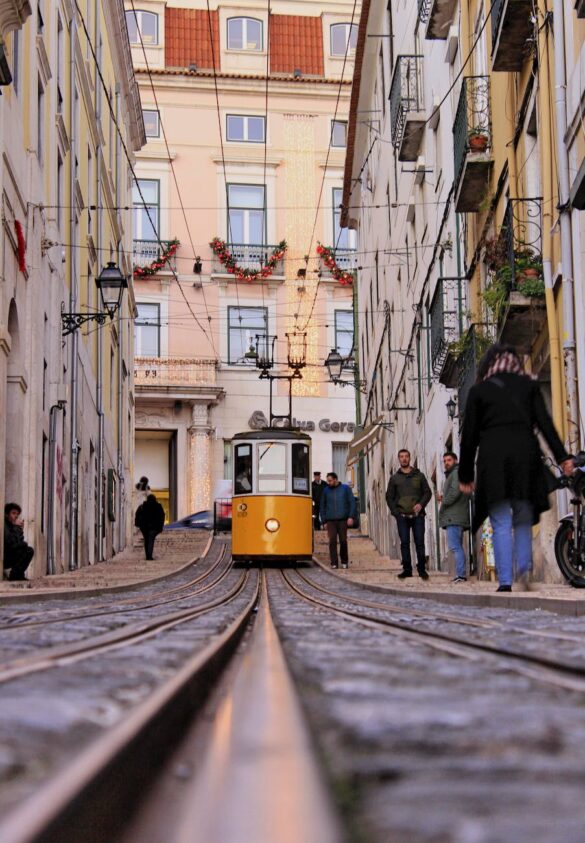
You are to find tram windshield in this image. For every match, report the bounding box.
[257,442,286,492]
[234,444,253,494]
[291,443,310,494]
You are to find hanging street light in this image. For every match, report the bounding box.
[61,262,128,335]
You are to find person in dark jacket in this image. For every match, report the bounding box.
[459,344,574,592]
[320,472,357,569]
[438,452,470,582]
[311,471,327,530]
[3,503,34,581]
[135,494,166,560]
[386,449,432,579]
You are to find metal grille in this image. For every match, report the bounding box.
[429,278,467,375]
[389,56,424,150]
[453,76,491,191]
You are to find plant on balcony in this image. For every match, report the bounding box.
[448,326,492,363]
[133,238,180,278]
[209,237,287,282]
[316,242,355,285]
[483,234,508,272]
[468,126,489,152]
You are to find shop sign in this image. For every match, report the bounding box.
[248,411,355,433]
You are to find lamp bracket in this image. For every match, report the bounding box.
[61,310,113,336]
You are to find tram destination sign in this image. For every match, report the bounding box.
[248,410,355,433]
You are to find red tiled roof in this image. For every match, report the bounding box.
[165,8,219,69]
[269,15,324,76]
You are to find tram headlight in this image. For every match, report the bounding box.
[265,518,280,533]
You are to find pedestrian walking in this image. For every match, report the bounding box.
[135,494,166,561]
[386,449,432,580]
[458,343,574,592]
[311,471,327,530]
[320,472,357,569]
[437,452,470,582]
[3,503,34,581]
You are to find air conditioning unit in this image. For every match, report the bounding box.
[406,200,416,223]
[414,156,427,186]
[445,25,459,64]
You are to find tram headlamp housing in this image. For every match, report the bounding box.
[265,518,280,533]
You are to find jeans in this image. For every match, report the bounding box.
[395,514,426,574]
[326,520,348,565]
[142,529,158,560]
[488,499,533,586]
[445,525,466,578]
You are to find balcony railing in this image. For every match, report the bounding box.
[418,0,458,39]
[319,248,358,278]
[496,198,543,292]
[211,243,285,276]
[134,357,217,389]
[453,76,493,211]
[491,0,534,71]
[133,239,177,271]
[456,325,494,417]
[389,55,425,161]
[429,277,467,376]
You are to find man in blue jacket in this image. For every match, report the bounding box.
[320,472,358,569]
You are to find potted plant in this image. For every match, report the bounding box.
[468,126,489,152]
[513,246,543,284]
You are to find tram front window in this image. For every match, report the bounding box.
[292,443,310,494]
[258,442,286,492]
[234,444,253,494]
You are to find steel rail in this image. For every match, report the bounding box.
[281,570,585,693]
[0,575,260,843]
[0,541,229,633]
[0,570,250,683]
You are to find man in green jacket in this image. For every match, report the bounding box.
[386,449,432,579]
[438,452,470,582]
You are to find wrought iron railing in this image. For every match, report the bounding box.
[418,0,431,22]
[319,248,358,277]
[212,243,285,275]
[456,324,494,415]
[453,76,492,191]
[429,278,467,374]
[389,55,424,150]
[491,0,506,50]
[496,198,543,291]
[134,357,217,387]
[133,239,177,270]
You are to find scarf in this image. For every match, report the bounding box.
[483,351,525,381]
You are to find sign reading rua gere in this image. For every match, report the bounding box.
[248,411,355,433]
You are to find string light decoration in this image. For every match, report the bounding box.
[316,242,354,285]
[133,239,179,278]
[209,237,287,282]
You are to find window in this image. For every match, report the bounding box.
[133,179,159,241]
[135,303,160,357]
[332,187,356,250]
[228,306,268,364]
[57,14,64,113]
[258,442,286,492]
[126,10,158,45]
[292,443,310,495]
[227,184,265,245]
[37,78,44,164]
[143,109,160,138]
[227,17,262,51]
[335,310,354,361]
[12,30,20,94]
[331,120,347,147]
[234,444,253,494]
[332,443,350,484]
[330,23,357,56]
[227,115,265,143]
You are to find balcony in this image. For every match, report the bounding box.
[456,325,493,417]
[429,277,467,387]
[318,248,357,280]
[134,357,219,397]
[418,0,458,39]
[484,198,546,353]
[453,77,493,212]
[491,0,534,71]
[211,243,285,278]
[133,239,177,272]
[389,56,425,162]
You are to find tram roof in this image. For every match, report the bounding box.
[232,429,312,442]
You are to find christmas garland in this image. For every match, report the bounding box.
[210,237,287,282]
[316,242,354,285]
[133,239,179,278]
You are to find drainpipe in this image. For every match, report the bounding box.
[552,0,580,452]
[537,5,564,435]
[117,306,124,551]
[47,401,66,574]
[68,13,79,571]
[95,16,104,563]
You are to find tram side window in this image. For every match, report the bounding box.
[234,444,253,494]
[291,443,310,494]
[257,442,286,492]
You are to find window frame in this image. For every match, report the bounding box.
[125,9,159,45]
[334,309,355,368]
[135,302,161,357]
[133,178,160,242]
[332,187,356,251]
[291,443,310,495]
[331,120,348,148]
[227,183,266,246]
[226,114,266,143]
[330,23,358,57]
[234,443,253,494]
[143,109,160,138]
[227,305,268,365]
[257,442,287,492]
[227,17,263,52]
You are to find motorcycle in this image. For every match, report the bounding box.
[554,451,585,587]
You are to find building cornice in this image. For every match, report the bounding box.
[0,0,31,39]
[135,67,352,88]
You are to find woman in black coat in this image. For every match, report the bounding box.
[458,344,573,591]
[135,494,166,560]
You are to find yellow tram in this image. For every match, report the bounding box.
[231,429,313,563]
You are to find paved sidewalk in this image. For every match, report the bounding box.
[0,530,210,598]
[314,529,585,615]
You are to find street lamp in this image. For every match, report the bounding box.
[446,396,457,420]
[324,348,367,394]
[61,262,128,335]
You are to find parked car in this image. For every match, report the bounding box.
[165,510,213,530]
